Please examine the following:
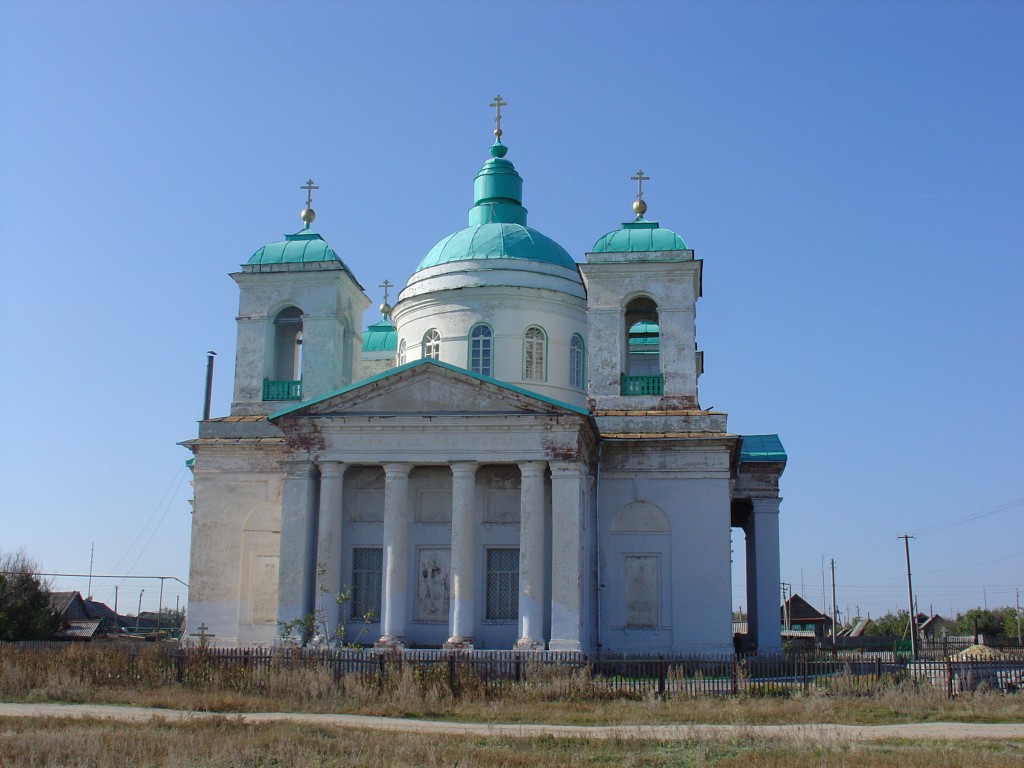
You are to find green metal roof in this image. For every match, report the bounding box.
[413,140,575,274]
[592,217,687,253]
[269,357,590,420]
[246,229,344,265]
[739,434,787,462]
[628,320,660,347]
[416,222,577,272]
[361,317,397,353]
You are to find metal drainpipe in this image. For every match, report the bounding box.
[594,440,603,650]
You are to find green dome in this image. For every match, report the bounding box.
[361,317,397,353]
[247,229,344,265]
[413,141,576,274]
[592,218,687,253]
[417,222,576,272]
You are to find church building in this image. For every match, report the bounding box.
[182,99,787,654]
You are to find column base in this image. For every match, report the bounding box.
[444,636,475,650]
[374,635,406,649]
[514,637,543,650]
[547,638,581,652]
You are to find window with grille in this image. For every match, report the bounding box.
[469,324,493,376]
[523,326,546,381]
[569,334,585,389]
[423,329,441,360]
[351,548,383,620]
[485,548,519,621]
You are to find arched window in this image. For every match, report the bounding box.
[623,297,662,395]
[569,334,585,389]
[423,328,441,360]
[398,339,407,366]
[272,306,303,380]
[469,324,493,376]
[523,326,546,381]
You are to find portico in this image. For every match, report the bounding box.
[271,359,595,650]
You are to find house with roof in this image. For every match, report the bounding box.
[182,101,787,654]
[49,591,102,641]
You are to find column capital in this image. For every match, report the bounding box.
[281,460,317,479]
[517,460,547,478]
[317,460,347,479]
[449,461,479,479]
[751,496,782,514]
[383,462,413,479]
[548,460,586,478]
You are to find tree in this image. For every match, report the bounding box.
[0,551,62,641]
[953,607,1012,638]
[863,610,912,637]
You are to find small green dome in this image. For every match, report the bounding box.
[592,218,687,253]
[361,317,397,353]
[417,222,576,272]
[247,229,344,265]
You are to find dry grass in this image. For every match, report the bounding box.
[1,716,1023,768]
[2,644,1023,728]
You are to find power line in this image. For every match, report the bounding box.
[915,495,1024,537]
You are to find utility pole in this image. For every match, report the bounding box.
[87,543,95,599]
[898,534,917,660]
[1016,588,1021,644]
[136,589,144,633]
[830,558,838,643]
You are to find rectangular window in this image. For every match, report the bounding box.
[624,554,659,628]
[485,548,519,621]
[351,548,383,620]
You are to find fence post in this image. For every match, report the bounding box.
[657,655,666,697]
[802,655,809,693]
[448,653,458,698]
[514,653,522,684]
[731,657,739,695]
[946,659,954,699]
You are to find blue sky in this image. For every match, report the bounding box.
[1,1,1021,621]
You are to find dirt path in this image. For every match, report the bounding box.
[2,702,1023,742]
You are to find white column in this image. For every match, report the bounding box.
[549,460,586,652]
[315,461,345,642]
[377,463,412,647]
[446,462,479,648]
[276,461,318,633]
[516,460,547,649]
[747,497,782,654]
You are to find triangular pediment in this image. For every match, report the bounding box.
[269,359,588,421]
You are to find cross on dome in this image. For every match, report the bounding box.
[489,94,507,141]
[379,278,394,318]
[300,179,319,228]
[631,170,650,218]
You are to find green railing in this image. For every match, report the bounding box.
[263,379,302,401]
[620,374,663,396]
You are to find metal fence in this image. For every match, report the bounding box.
[6,642,1023,699]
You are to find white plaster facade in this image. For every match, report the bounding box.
[183,134,786,655]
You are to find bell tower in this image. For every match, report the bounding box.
[229,181,370,416]
[580,172,703,411]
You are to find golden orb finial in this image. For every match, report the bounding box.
[301,207,316,224]
[632,198,647,216]
[380,301,392,318]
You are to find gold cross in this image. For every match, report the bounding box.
[631,170,650,200]
[379,279,393,305]
[300,179,319,208]
[489,94,507,139]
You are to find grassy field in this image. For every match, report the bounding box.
[2,716,1023,768]
[3,645,1023,766]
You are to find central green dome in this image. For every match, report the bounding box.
[417,222,575,271]
[413,141,576,274]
